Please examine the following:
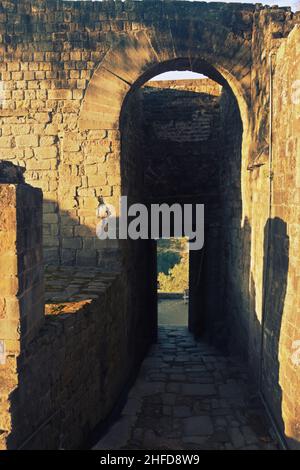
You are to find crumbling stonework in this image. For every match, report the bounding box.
[7,268,134,450]
[0,161,44,447]
[0,163,44,351]
[0,185,154,449]
[0,0,299,450]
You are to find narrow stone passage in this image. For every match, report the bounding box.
[94,327,279,450]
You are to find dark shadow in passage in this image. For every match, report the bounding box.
[260,217,289,445]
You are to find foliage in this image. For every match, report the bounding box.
[158,251,189,293]
[157,250,180,275]
[157,238,187,275]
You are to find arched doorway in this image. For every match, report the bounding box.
[76,27,261,437]
[118,59,245,353]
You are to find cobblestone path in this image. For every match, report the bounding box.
[94,327,279,450]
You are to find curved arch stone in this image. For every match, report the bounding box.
[79,22,252,133]
[79,31,161,130]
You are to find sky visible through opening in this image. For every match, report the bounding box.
[149,71,206,81]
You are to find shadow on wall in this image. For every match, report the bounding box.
[197,86,247,355]
[250,217,290,446]
[43,196,157,359]
[119,84,230,344]
[0,166,296,447]
[3,202,156,450]
[42,198,121,271]
[261,218,290,447]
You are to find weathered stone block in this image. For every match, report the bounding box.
[48,89,72,100]
[76,250,98,266]
[26,159,53,170]
[0,137,13,148]
[43,213,58,224]
[16,134,39,147]
[62,237,82,249]
[87,175,107,187]
[34,146,58,159]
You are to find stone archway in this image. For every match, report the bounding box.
[78,25,252,134]
[77,24,253,242]
[76,23,253,341]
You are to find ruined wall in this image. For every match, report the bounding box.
[0,168,44,351]
[0,268,136,450]
[5,272,135,450]
[0,162,154,450]
[0,163,44,446]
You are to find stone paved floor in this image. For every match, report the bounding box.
[158,299,188,326]
[94,326,279,450]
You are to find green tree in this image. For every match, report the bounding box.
[158,251,189,293]
[157,250,180,275]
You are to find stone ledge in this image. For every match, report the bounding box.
[44,266,119,317]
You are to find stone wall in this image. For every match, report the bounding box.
[135,24,300,449]
[0,162,155,450]
[0,0,263,266]
[250,6,298,163]
[141,79,222,200]
[120,85,158,365]
[209,87,246,353]
[261,25,300,449]
[4,271,133,450]
[0,0,299,450]
[0,162,44,351]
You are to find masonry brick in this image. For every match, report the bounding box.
[48,89,73,100]
[0,164,44,357]
[15,134,39,148]
[0,137,13,148]
[34,146,58,159]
